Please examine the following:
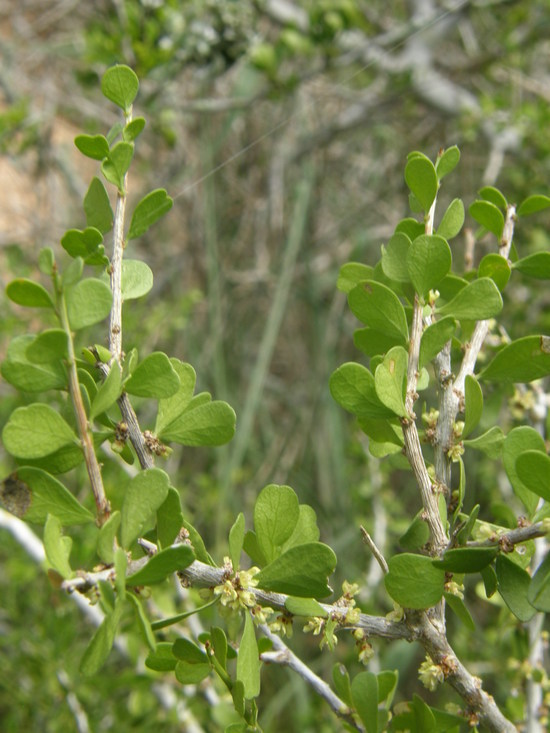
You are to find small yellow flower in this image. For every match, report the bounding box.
[419,656,444,691]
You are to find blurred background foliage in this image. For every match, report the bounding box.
[1,0,550,731]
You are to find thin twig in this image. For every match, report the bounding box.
[360,525,388,574]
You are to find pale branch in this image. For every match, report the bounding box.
[465,520,550,549]
[360,525,389,575]
[258,624,364,733]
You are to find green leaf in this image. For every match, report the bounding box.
[125,352,180,398]
[384,554,445,609]
[353,328,405,357]
[411,695,436,732]
[38,247,55,275]
[158,400,236,447]
[3,404,77,459]
[469,200,504,238]
[437,277,502,320]
[255,542,336,598]
[150,599,219,631]
[62,257,84,287]
[528,552,550,612]
[395,217,425,240]
[358,417,403,447]
[282,504,321,550]
[90,363,122,419]
[128,189,173,239]
[381,233,411,283]
[284,597,327,618]
[348,281,408,342]
[157,487,184,549]
[126,592,156,651]
[407,235,452,297]
[463,375,483,438]
[374,346,408,418]
[126,545,194,586]
[443,592,475,630]
[399,514,429,551]
[502,427,546,516]
[351,671,378,733]
[480,335,550,382]
[433,547,498,573]
[404,155,438,212]
[123,117,146,142]
[145,642,177,672]
[155,360,197,434]
[229,512,246,570]
[436,198,464,240]
[120,468,170,548]
[478,253,511,290]
[65,278,113,330]
[435,146,460,179]
[513,252,550,279]
[210,627,228,671]
[120,259,154,300]
[61,227,104,261]
[101,141,134,192]
[6,278,53,308]
[74,134,109,160]
[84,177,114,234]
[80,601,124,676]
[254,484,300,565]
[496,555,536,622]
[518,194,550,217]
[463,426,504,458]
[97,511,121,564]
[182,518,215,566]
[44,514,72,579]
[515,451,550,502]
[101,64,139,112]
[26,329,68,364]
[332,664,353,708]
[329,362,394,419]
[479,186,507,210]
[337,263,374,294]
[418,317,456,368]
[237,613,261,699]
[481,565,498,598]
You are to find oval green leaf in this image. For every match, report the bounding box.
[463,374,483,438]
[384,554,445,609]
[84,177,114,234]
[407,234,452,297]
[329,362,394,419]
[6,278,53,308]
[74,134,109,161]
[436,198,464,240]
[120,468,170,548]
[404,155,438,212]
[348,281,408,342]
[469,200,504,239]
[374,346,408,418]
[518,194,550,217]
[381,232,411,283]
[255,542,337,599]
[480,335,550,383]
[158,400,236,447]
[66,278,113,330]
[236,613,261,699]
[437,277,502,320]
[254,484,300,565]
[3,404,77,459]
[418,317,456,368]
[128,189,173,240]
[101,64,139,112]
[433,547,498,573]
[125,352,180,398]
[435,146,460,179]
[502,427,546,516]
[515,450,550,502]
[496,555,536,622]
[126,545,194,586]
[121,259,154,300]
[512,252,550,279]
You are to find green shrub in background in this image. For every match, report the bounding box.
[2,65,550,733]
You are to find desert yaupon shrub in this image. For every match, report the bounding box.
[2,66,550,733]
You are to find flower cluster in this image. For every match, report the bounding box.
[418,655,444,691]
[213,558,260,612]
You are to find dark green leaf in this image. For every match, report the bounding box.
[481,565,498,598]
[145,642,177,672]
[127,545,194,586]
[437,278,502,320]
[157,487,184,549]
[517,194,550,217]
[478,253,511,290]
[445,592,475,628]
[528,552,550,612]
[436,198,464,240]
[357,417,403,447]
[101,64,139,112]
[6,278,53,308]
[496,555,536,622]
[503,427,546,516]
[128,189,173,240]
[513,252,550,279]
[515,450,550,502]
[435,146,460,179]
[351,671,378,733]
[348,281,408,342]
[329,363,394,419]
[65,278,113,330]
[463,375,483,438]
[84,177,113,233]
[433,547,498,573]
[480,335,550,382]
[332,664,353,708]
[399,514,429,551]
[125,352,180,398]
[337,263,374,294]
[469,200,504,238]
[74,134,109,160]
[182,518,215,565]
[211,627,228,670]
[479,186,507,210]
[120,468,170,548]
[464,426,504,458]
[126,593,156,651]
[101,141,134,192]
[407,235,452,298]
[3,404,77,459]
[237,613,261,699]
[284,597,327,618]
[404,155,438,212]
[384,554,445,609]
[418,317,456,368]
[229,512,246,570]
[255,542,336,598]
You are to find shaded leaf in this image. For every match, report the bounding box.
[353,328,404,357]
[433,547,498,573]
[157,487,184,549]
[436,198,464,240]
[80,599,124,676]
[90,363,122,419]
[419,317,456,368]
[332,664,353,708]
[66,278,113,330]
[480,335,550,383]
[126,545,194,586]
[97,511,121,564]
[381,233,411,283]
[120,468,170,548]
[437,277,502,320]
[463,375,483,438]
[469,200,504,238]
[26,329,68,364]
[145,642,177,672]
[528,552,550,612]
[518,194,550,217]
[407,234,452,298]
[285,597,327,618]
[229,512,246,570]
[254,484,299,565]
[84,177,113,233]
[351,671,378,733]
[503,427,546,516]
[479,186,507,210]
[496,555,536,622]
[282,504,321,551]
[348,281,408,342]
[513,252,550,279]
[463,426,504,458]
[515,450,550,502]
[155,360,197,434]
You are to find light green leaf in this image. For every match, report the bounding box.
[337,263,374,294]
[157,487,184,549]
[433,547,498,573]
[404,155,438,212]
[80,598,125,676]
[478,253,511,290]
[513,252,550,279]
[528,552,550,612]
[125,352,180,398]
[61,227,105,264]
[3,404,77,459]
[436,198,464,240]
[211,627,228,670]
[175,659,211,684]
[65,278,113,330]
[463,375,483,438]
[480,335,550,382]
[229,512,246,570]
[515,451,550,502]
[384,554,445,609]
[74,134,109,161]
[374,346,408,418]
[351,671,378,733]
[123,117,146,142]
[332,664,353,708]
[101,141,134,192]
[502,427,546,516]
[479,186,507,210]
[97,511,121,564]
[419,317,456,368]
[44,513,72,579]
[237,613,261,699]
[518,194,550,217]
[496,555,536,622]
[126,592,156,651]
[435,145,460,179]
[126,545,194,586]
[155,360,197,434]
[254,484,299,565]
[128,189,173,240]
[62,257,84,288]
[282,504,321,550]
[395,217,425,240]
[90,363,122,419]
[6,278,53,308]
[348,281,408,342]
[284,597,327,618]
[329,363,394,419]
[255,542,337,598]
[158,400,236,447]
[469,200,504,238]
[381,233,411,283]
[407,235,452,297]
[437,277,502,320]
[121,259,154,300]
[358,417,403,447]
[101,64,139,112]
[463,426,504,458]
[38,247,55,275]
[26,329,68,364]
[84,177,113,234]
[120,468,170,548]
